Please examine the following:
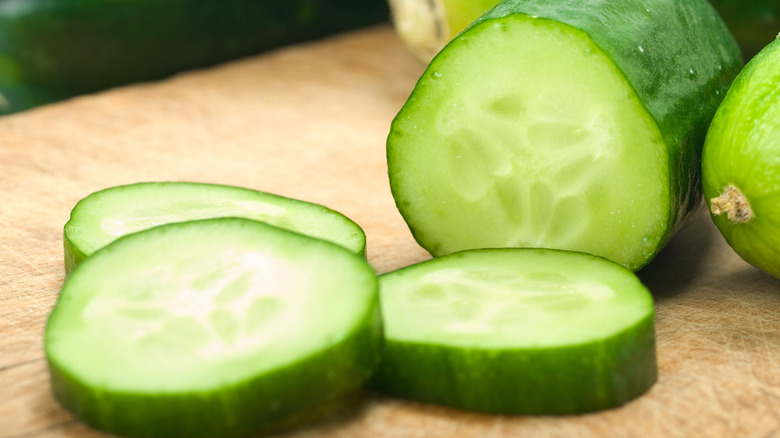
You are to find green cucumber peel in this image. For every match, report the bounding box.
[47,217,381,438]
[387,0,742,271]
[63,182,366,274]
[371,248,657,414]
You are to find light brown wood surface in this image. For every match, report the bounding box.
[1,24,779,438]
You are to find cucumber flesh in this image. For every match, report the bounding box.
[46,218,381,438]
[64,182,366,274]
[371,248,657,414]
[389,14,669,270]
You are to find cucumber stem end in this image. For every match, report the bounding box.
[710,184,753,223]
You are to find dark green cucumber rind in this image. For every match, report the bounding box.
[702,38,780,278]
[63,234,84,276]
[0,0,389,114]
[48,218,383,438]
[371,310,656,414]
[709,0,779,61]
[48,306,382,438]
[63,181,367,275]
[464,0,742,265]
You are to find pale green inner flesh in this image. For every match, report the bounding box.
[390,15,670,270]
[66,183,364,256]
[380,250,652,348]
[49,221,374,392]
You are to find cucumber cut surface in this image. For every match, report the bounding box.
[387,0,741,271]
[702,38,780,279]
[46,218,381,438]
[371,248,657,414]
[64,182,366,273]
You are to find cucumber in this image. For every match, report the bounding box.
[388,0,498,61]
[709,0,780,60]
[389,0,779,63]
[371,248,657,414]
[63,182,366,274]
[46,217,381,438]
[387,0,742,271]
[0,0,389,114]
[702,37,780,279]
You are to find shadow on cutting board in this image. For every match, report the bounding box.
[637,208,717,301]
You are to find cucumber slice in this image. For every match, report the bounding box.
[46,217,381,438]
[387,0,742,271]
[64,182,366,274]
[371,248,657,414]
[702,37,780,279]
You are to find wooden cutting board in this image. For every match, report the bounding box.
[1,24,778,438]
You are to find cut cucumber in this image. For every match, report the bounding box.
[46,217,381,438]
[0,0,389,114]
[371,248,657,414]
[390,0,779,63]
[702,37,780,279]
[63,182,366,274]
[387,0,742,271]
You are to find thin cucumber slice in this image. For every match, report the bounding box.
[702,37,780,279]
[46,218,381,438]
[63,182,366,274]
[371,248,657,414]
[387,0,741,271]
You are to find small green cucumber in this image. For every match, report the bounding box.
[387,0,742,271]
[702,37,780,279]
[63,182,366,274]
[371,248,657,414]
[46,217,381,438]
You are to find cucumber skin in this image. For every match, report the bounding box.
[371,313,656,414]
[48,309,382,438]
[0,0,388,114]
[391,0,742,267]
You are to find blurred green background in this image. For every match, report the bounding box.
[0,0,389,115]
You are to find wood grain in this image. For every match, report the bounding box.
[1,24,778,438]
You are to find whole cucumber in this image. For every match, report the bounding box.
[702,37,780,279]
